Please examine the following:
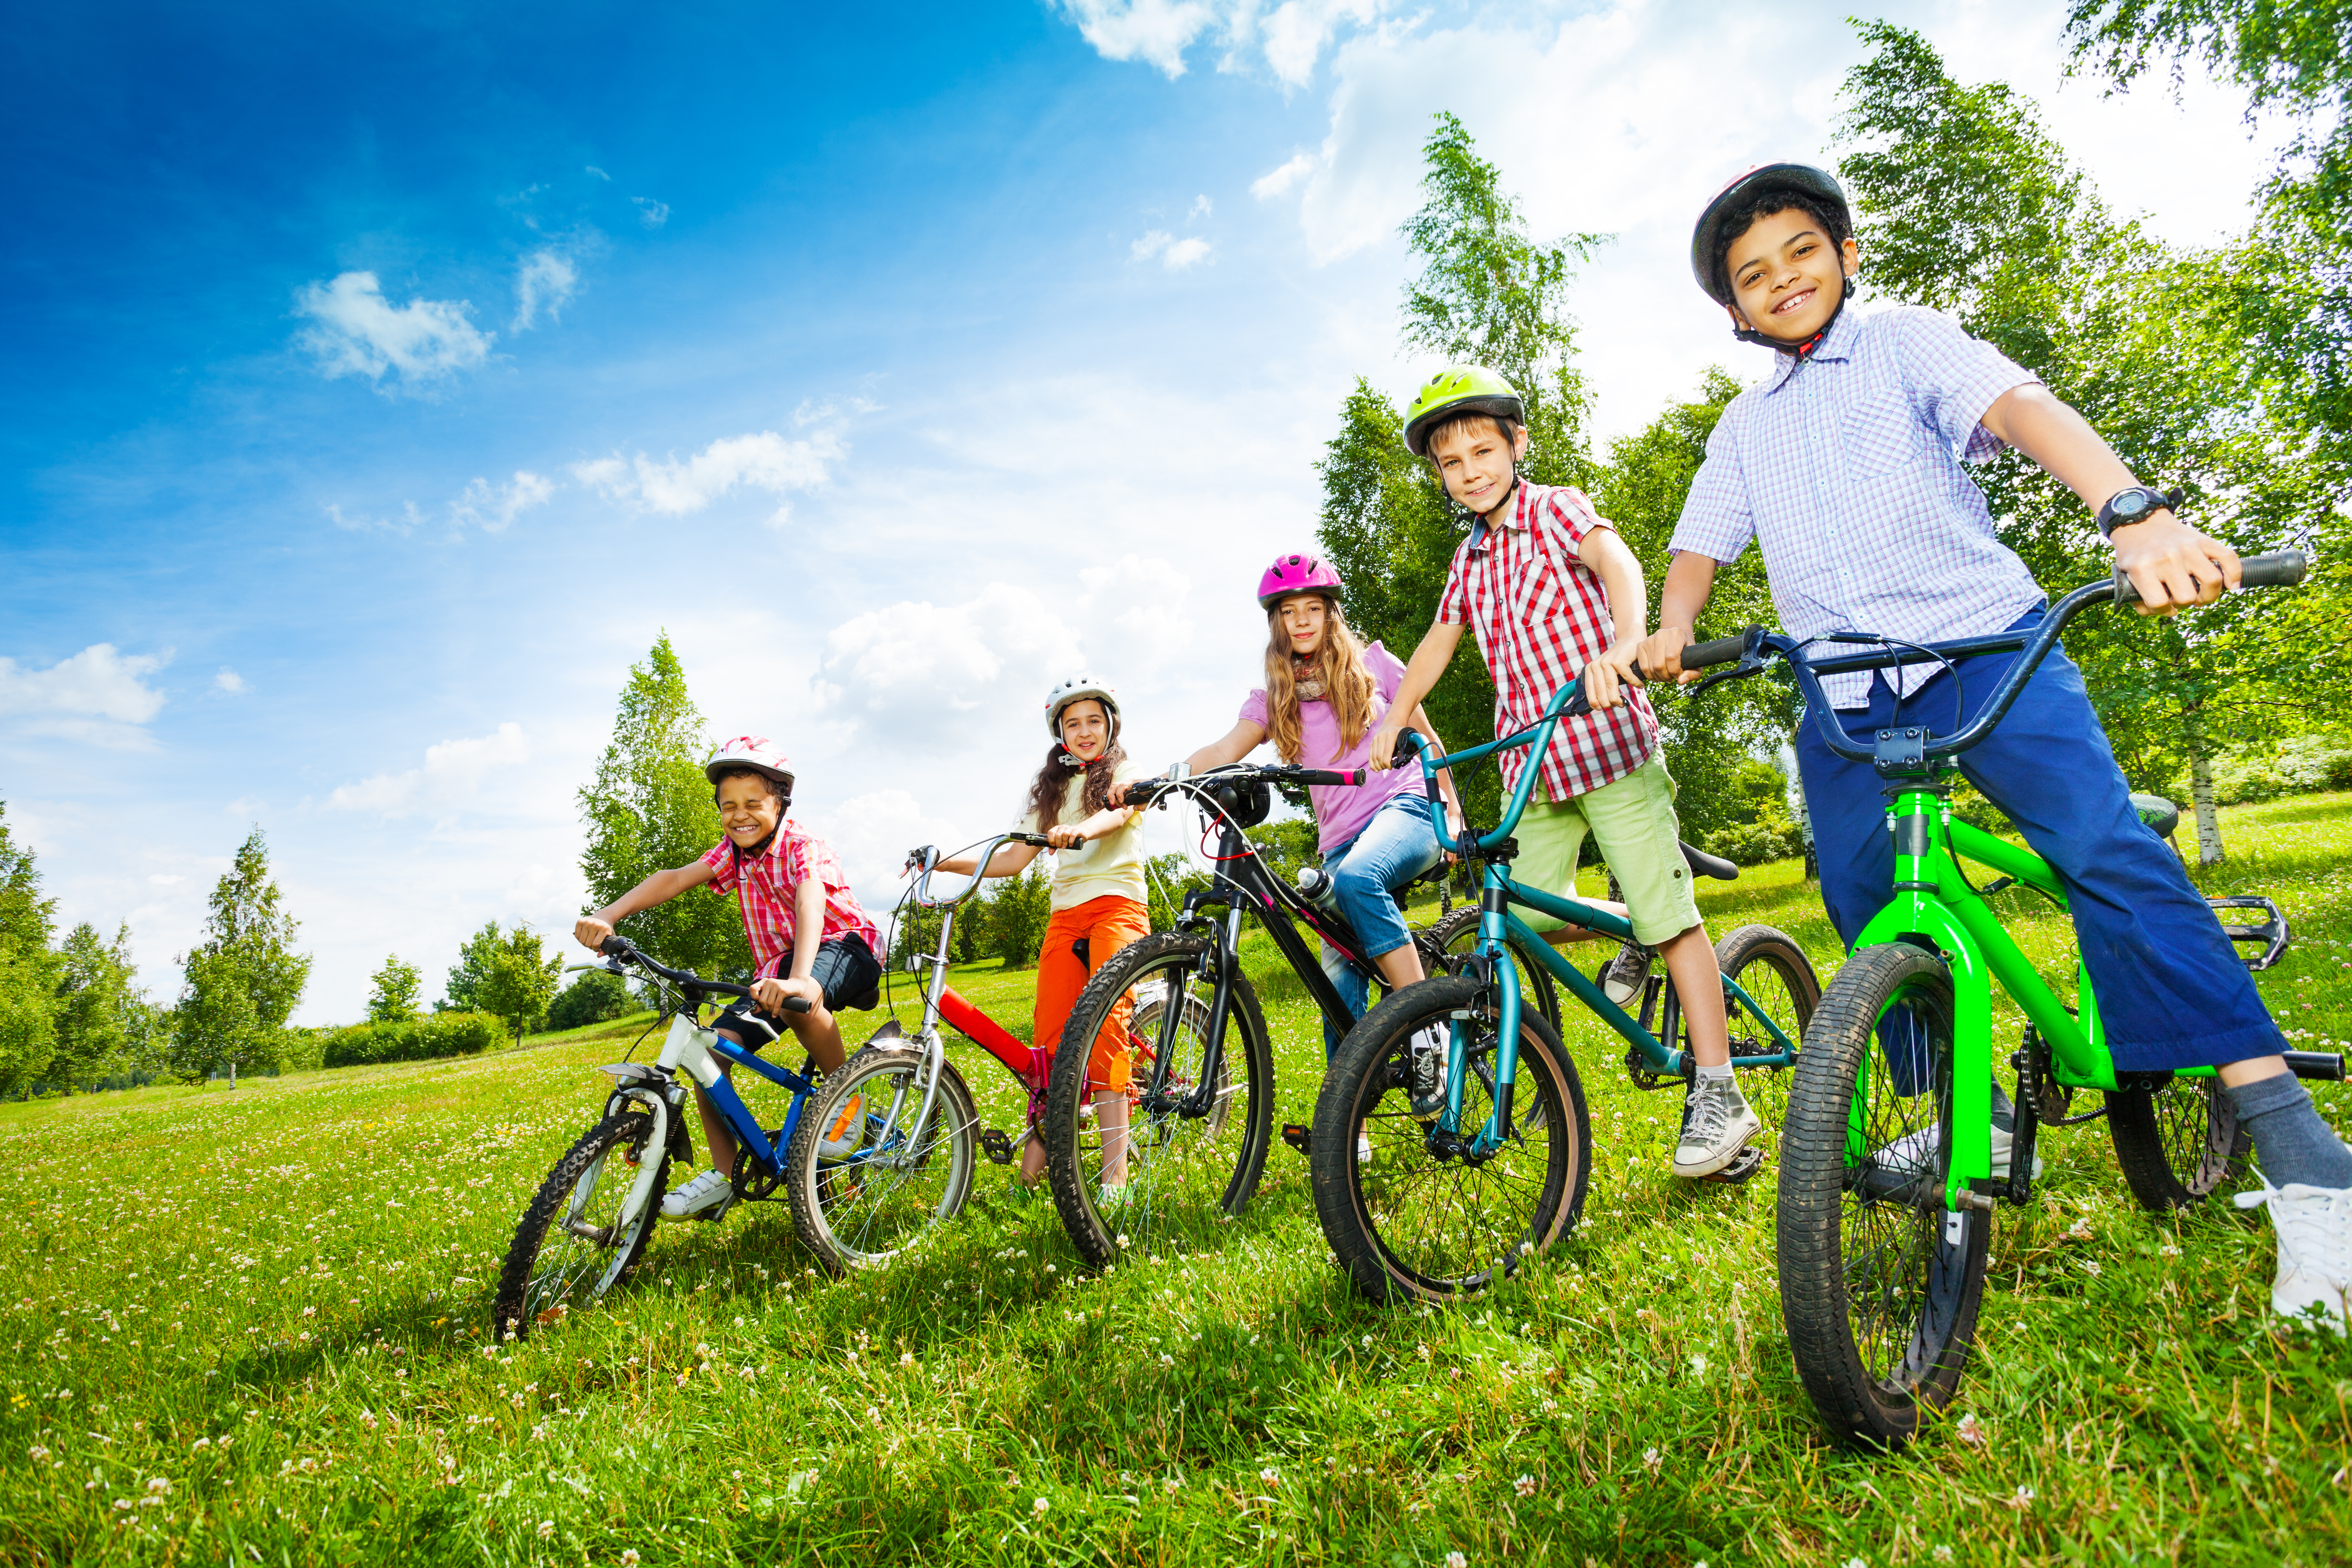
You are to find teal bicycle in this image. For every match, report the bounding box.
[1308,681,1820,1303]
[1679,550,2342,1446]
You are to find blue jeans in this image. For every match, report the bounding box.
[1315,791,1445,1057]
[1796,608,2283,1075]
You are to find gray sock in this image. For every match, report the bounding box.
[2229,1073,2352,1189]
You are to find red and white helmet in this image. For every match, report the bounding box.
[1044,676,1120,740]
[1257,552,1343,611]
[705,735,794,798]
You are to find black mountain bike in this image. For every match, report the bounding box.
[1038,761,1438,1265]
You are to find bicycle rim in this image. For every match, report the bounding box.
[500,1111,665,1335]
[794,1049,977,1270]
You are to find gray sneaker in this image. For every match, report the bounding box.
[1674,1077,1764,1179]
[1406,1024,1449,1119]
[1600,941,1652,1008]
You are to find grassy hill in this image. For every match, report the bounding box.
[3,794,2348,1564]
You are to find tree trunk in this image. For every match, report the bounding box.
[228,1058,238,1090]
[2182,705,2225,866]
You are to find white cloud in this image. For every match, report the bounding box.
[1131,230,1215,270]
[585,164,611,181]
[511,249,578,331]
[632,195,670,228]
[293,271,493,387]
[1189,193,1214,219]
[1251,151,1317,200]
[328,723,531,818]
[214,669,246,695]
[571,429,844,521]
[0,644,171,748]
[449,471,557,532]
[1056,0,1386,84]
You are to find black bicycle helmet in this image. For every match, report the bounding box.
[1690,163,1849,304]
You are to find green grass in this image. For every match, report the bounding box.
[6,795,2352,1565]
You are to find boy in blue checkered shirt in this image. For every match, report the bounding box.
[1636,163,2350,1331]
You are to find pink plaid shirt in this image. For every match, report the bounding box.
[700,823,878,981]
[1436,480,1658,801]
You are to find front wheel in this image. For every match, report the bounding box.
[494,1105,670,1339]
[1776,942,1988,1449]
[786,1041,979,1274]
[2106,1074,2249,1210]
[1043,931,1275,1268]
[1416,905,1561,1037]
[1310,975,1590,1305]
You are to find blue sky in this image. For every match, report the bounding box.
[1,1,2288,1021]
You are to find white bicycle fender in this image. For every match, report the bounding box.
[613,1088,671,1231]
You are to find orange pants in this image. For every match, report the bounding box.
[1032,894,1150,1095]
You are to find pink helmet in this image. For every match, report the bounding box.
[705,735,794,799]
[1257,552,1343,611]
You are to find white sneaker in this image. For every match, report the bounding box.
[1600,942,1652,1008]
[1875,1121,2043,1183]
[816,1093,866,1162]
[659,1168,734,1220]
[2234,1181,2352,1333]
[1674,1077,1764,1179]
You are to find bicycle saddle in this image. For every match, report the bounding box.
[2128,793,2179,840]
[1679,840,1738,882]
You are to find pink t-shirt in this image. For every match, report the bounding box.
[1239,640,1423,854]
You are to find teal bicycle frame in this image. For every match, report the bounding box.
[1403,677,1802,1159]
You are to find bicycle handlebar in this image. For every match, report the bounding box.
[596,935,810,1012]
[2113,547,2307,603]
[1681,632,1754,671]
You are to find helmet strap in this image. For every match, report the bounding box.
[1728,266,1850,359]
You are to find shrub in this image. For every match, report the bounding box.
[323,1011,504,1068]
[1705,817,1800,867]
[545,970,633,1032]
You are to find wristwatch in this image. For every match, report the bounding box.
[2095,485,2182,539]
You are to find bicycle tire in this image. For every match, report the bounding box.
[1310,975,1590,1305]
[1777,941,1988,1449]
[1416,905,1561,1037]
[2106,1075,2249,1211]
[786,1041,979,1274]
[1042,931,1274,1268]
[494,1106,670,1339]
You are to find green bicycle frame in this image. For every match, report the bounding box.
[1412,691,1803,1156]
[1851,783,2136,1210]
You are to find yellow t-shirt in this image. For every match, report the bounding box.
[1017,760,1148,912]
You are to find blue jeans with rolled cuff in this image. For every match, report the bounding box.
[1795,607,2284,1083]
[1315,791,1446,1058]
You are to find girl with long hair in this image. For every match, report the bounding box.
[1143,554,1467,1063]
[932,677,1149,1193]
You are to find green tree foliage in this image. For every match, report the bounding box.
[1837,22,2349,860]
[0,804,62,1097]
[474,925,563,1044]
[49,923,138,1089]
[577,634,753,980]
[170,828,310,1082]
[366,954,423,1023]
[1320,114,1607,828]
[989,868,1053,970]
[546,968,635,1032]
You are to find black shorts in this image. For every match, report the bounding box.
[715,934,881,1048]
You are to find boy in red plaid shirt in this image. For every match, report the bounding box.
[574,736,880,1220]
[1368,367,1764,1179]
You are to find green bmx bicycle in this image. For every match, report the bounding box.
[1681,550,2342,1446]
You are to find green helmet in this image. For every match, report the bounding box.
[1402,365,1524,457]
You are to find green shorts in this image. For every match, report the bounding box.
[1512,756,1702,947]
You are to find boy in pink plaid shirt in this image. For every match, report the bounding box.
[574,736,880,1221]
[1369,366,1764,1179]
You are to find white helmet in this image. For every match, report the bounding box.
[705,735,794,799]
[1044,676,1121,740]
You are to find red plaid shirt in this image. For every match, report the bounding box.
[1436,480,1658,801]
[700,823,878,981]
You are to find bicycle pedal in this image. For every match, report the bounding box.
[1701,1146,1768,1185]
[1280,1122,1311,1158]
[979,1126,1016,1166]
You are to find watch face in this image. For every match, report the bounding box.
[2112,489,2156,522]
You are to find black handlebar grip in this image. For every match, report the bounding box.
[1681,634,1749,670]
[2115,548,2307,604]
[1389,733,1423,768]
[779,994,812,1014]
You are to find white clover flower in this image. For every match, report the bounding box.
[1514,1474,1535,1497]
[1260,1467,1279,1485]
[1032,1496,1050,1516]
[536,1521,554,1540]
[1445,1554,1467,1568]
[621,1551,641,1567]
